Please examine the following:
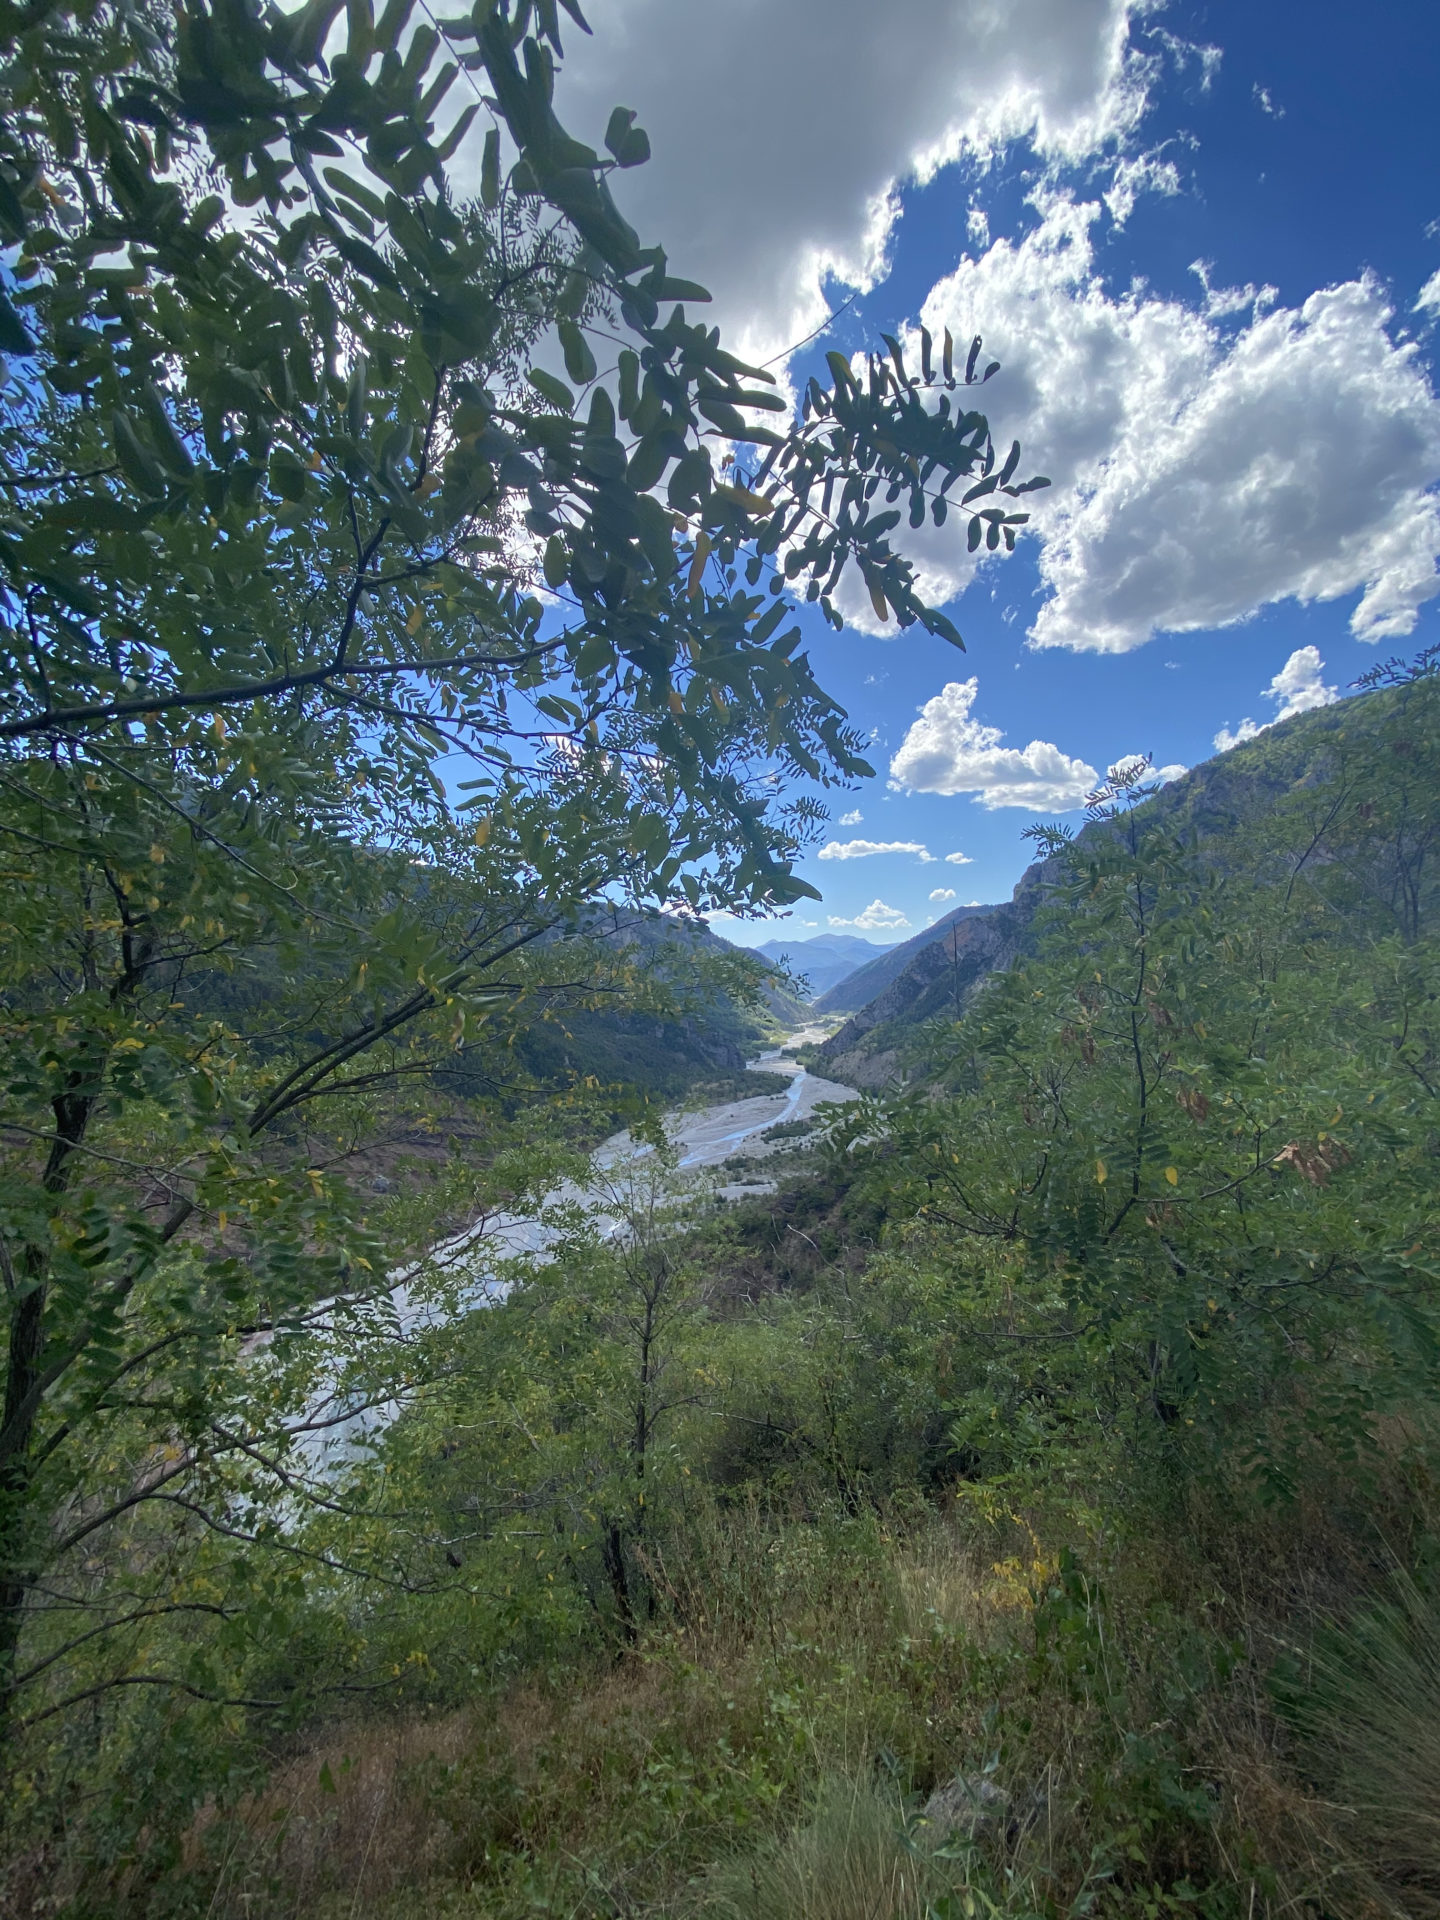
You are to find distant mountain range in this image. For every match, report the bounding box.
[751,931,894,1000]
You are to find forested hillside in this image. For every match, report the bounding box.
[814,679,1437,1086]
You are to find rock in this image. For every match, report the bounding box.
[918,1774,1008,1840]
[369,1175,393,1194]
[918,1773,1057,1849]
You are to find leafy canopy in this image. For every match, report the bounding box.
[0,0,1047,1736]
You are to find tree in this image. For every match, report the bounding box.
[0,0,1046,1727]
[867,715,1440,1490]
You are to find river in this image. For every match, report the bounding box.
[308,1028,854,1460]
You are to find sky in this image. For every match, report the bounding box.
[549,0,1440,946]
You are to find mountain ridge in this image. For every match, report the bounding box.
[811,683,1430,1089]
[752,930,895,1000]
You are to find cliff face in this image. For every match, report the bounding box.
[816,907,1023,1088]
[813,904,997,1017]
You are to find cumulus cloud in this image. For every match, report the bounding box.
[889,678,1099,809]
[1214,646,1339,752]
[1417,270,1440,319]
[818,838,934,861]
[1106,754,1184,785]
[867,199,1440,650]
[838,808,865,826]
[945,850,975,864]
[930,887,958,902]
[829,899,911,931]
[548,0,1152,364]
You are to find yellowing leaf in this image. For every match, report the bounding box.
[668,689,684,713]
[687,531,711,598]
[1165,1166,1179,1186]
[473,817,491,846]
[868,580,889,623]
[1095,1159,1107,1185]
[406,605,423,634]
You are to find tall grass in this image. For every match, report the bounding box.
[701,1776,941,1920]
[1280,1573,1440,1915]
[21,1491,1432,1919]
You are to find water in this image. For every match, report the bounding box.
[299,1028,853,1463]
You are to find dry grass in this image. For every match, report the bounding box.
[62,1494,1423,1920]
[700,1777,938,1920]
[184,1709,489,1916]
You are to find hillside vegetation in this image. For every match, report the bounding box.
[6,665,1436,1919]
[814,678,1436,1086]
[2,2,1437,1913]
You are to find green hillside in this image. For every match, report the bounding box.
[815,677,1438,1087]
[18,661,1440,1920]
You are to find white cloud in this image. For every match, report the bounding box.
[818,838,934,861]
[1105,754,1188,786]
[945,850,975,864]
[930,887,958,902]
[838,808,864,826]
[1417,270,1440,319]
[1104,149,1182,227]
[549,0,1155,365]
[1214,646,1338,751]
[829,899,911,931]
[878,199,1440,650]
[889,678,1099,810]
[1270,645,1339,717]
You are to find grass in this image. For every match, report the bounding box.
[700,1776,944,1920]
[1274,1572,1440,1915]
[76,1488,1412,1920]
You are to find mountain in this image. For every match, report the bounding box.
[752,931,892,1000]
[811,682,1438,1090]
[812,905,998,1015]
[513,911,802,1100]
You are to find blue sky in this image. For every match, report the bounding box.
[553,0,1440,946]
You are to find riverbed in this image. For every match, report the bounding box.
[293,1030,857,1465]
[415,1023,854,1289]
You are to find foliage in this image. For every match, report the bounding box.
[0,0,1047,1745]
[846,683,1440,1496]
[2,5,1436,1898]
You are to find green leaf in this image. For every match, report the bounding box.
[138,384,197,477]
[480,126,500,208]
[0,288,34,356]
[558,319,596,384]
[34,568,103,617]
[111,411,168,497]
[603,107,650,169]
[527,368,575,412]
[616,349,639,421]
[43,496,136,533]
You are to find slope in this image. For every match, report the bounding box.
[812,678,1437,1089]
[813,904,998,1016]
